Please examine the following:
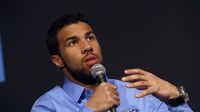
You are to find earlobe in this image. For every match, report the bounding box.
[51,55,65,68]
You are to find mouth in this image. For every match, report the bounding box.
[83,54,99,68]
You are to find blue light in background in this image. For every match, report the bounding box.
[0,32,5,82]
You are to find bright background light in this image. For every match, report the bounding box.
[0,32,5,82]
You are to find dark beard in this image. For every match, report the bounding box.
[65,64,97,85]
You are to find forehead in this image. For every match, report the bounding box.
[57,22,93,40]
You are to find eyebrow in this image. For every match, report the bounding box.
[64,36,77,44]
[85,31,95,36]
[63,31,95,43]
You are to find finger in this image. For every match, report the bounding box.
[121,74,146,82]
[135,88,153,98]
[136,86,147,90]
[113,98,120,106]
[106,87,119,96]
[113,90,119,96]
[126,81,150,88]
[112,94,120,103]
[106,83,118,90]
[107,91,120,106]
[101,83,117,91]
[112,94,120,106]
[107,92,119,100]
[104,85,119,96]
[124,68,150,75]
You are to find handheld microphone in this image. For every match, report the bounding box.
[91,64,117,112]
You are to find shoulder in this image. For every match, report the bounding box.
[31,86,64,111]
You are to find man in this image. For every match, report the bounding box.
[31,13,193,112]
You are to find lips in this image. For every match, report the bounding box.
[83,54,99,67]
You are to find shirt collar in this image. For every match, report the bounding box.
[63,78,85,103]
[62,75,110,103]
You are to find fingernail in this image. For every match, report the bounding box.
[124,70,128,74]
[135,94,140,98]
[126,84,130,87]
[121,77,126,81]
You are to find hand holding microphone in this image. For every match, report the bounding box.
[85,64,119,112]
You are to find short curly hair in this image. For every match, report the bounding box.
[47,13,91,55]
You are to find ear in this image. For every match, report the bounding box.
[51,55,65,68]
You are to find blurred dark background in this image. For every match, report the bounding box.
[0,0,199,111]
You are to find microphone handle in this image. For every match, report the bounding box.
[110,106,117,112]
[96,73,107,84]
[96,73,117,112]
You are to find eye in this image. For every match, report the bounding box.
[67,39,78,46]
[86,34,96,41]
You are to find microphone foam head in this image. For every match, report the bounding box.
[90,64,106,78]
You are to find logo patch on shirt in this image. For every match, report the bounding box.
[122,107,140,112]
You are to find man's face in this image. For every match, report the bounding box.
[55,22,103,84]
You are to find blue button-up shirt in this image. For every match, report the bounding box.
[31,78,193,112]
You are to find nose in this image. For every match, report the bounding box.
[81,40,93,54]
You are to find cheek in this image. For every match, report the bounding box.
[94,43,103,61]
[61,49,83,67]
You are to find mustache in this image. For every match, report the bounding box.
[82,53,100,62]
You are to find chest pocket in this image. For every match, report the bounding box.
[121,107,140,112]
[116,85,141,112]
